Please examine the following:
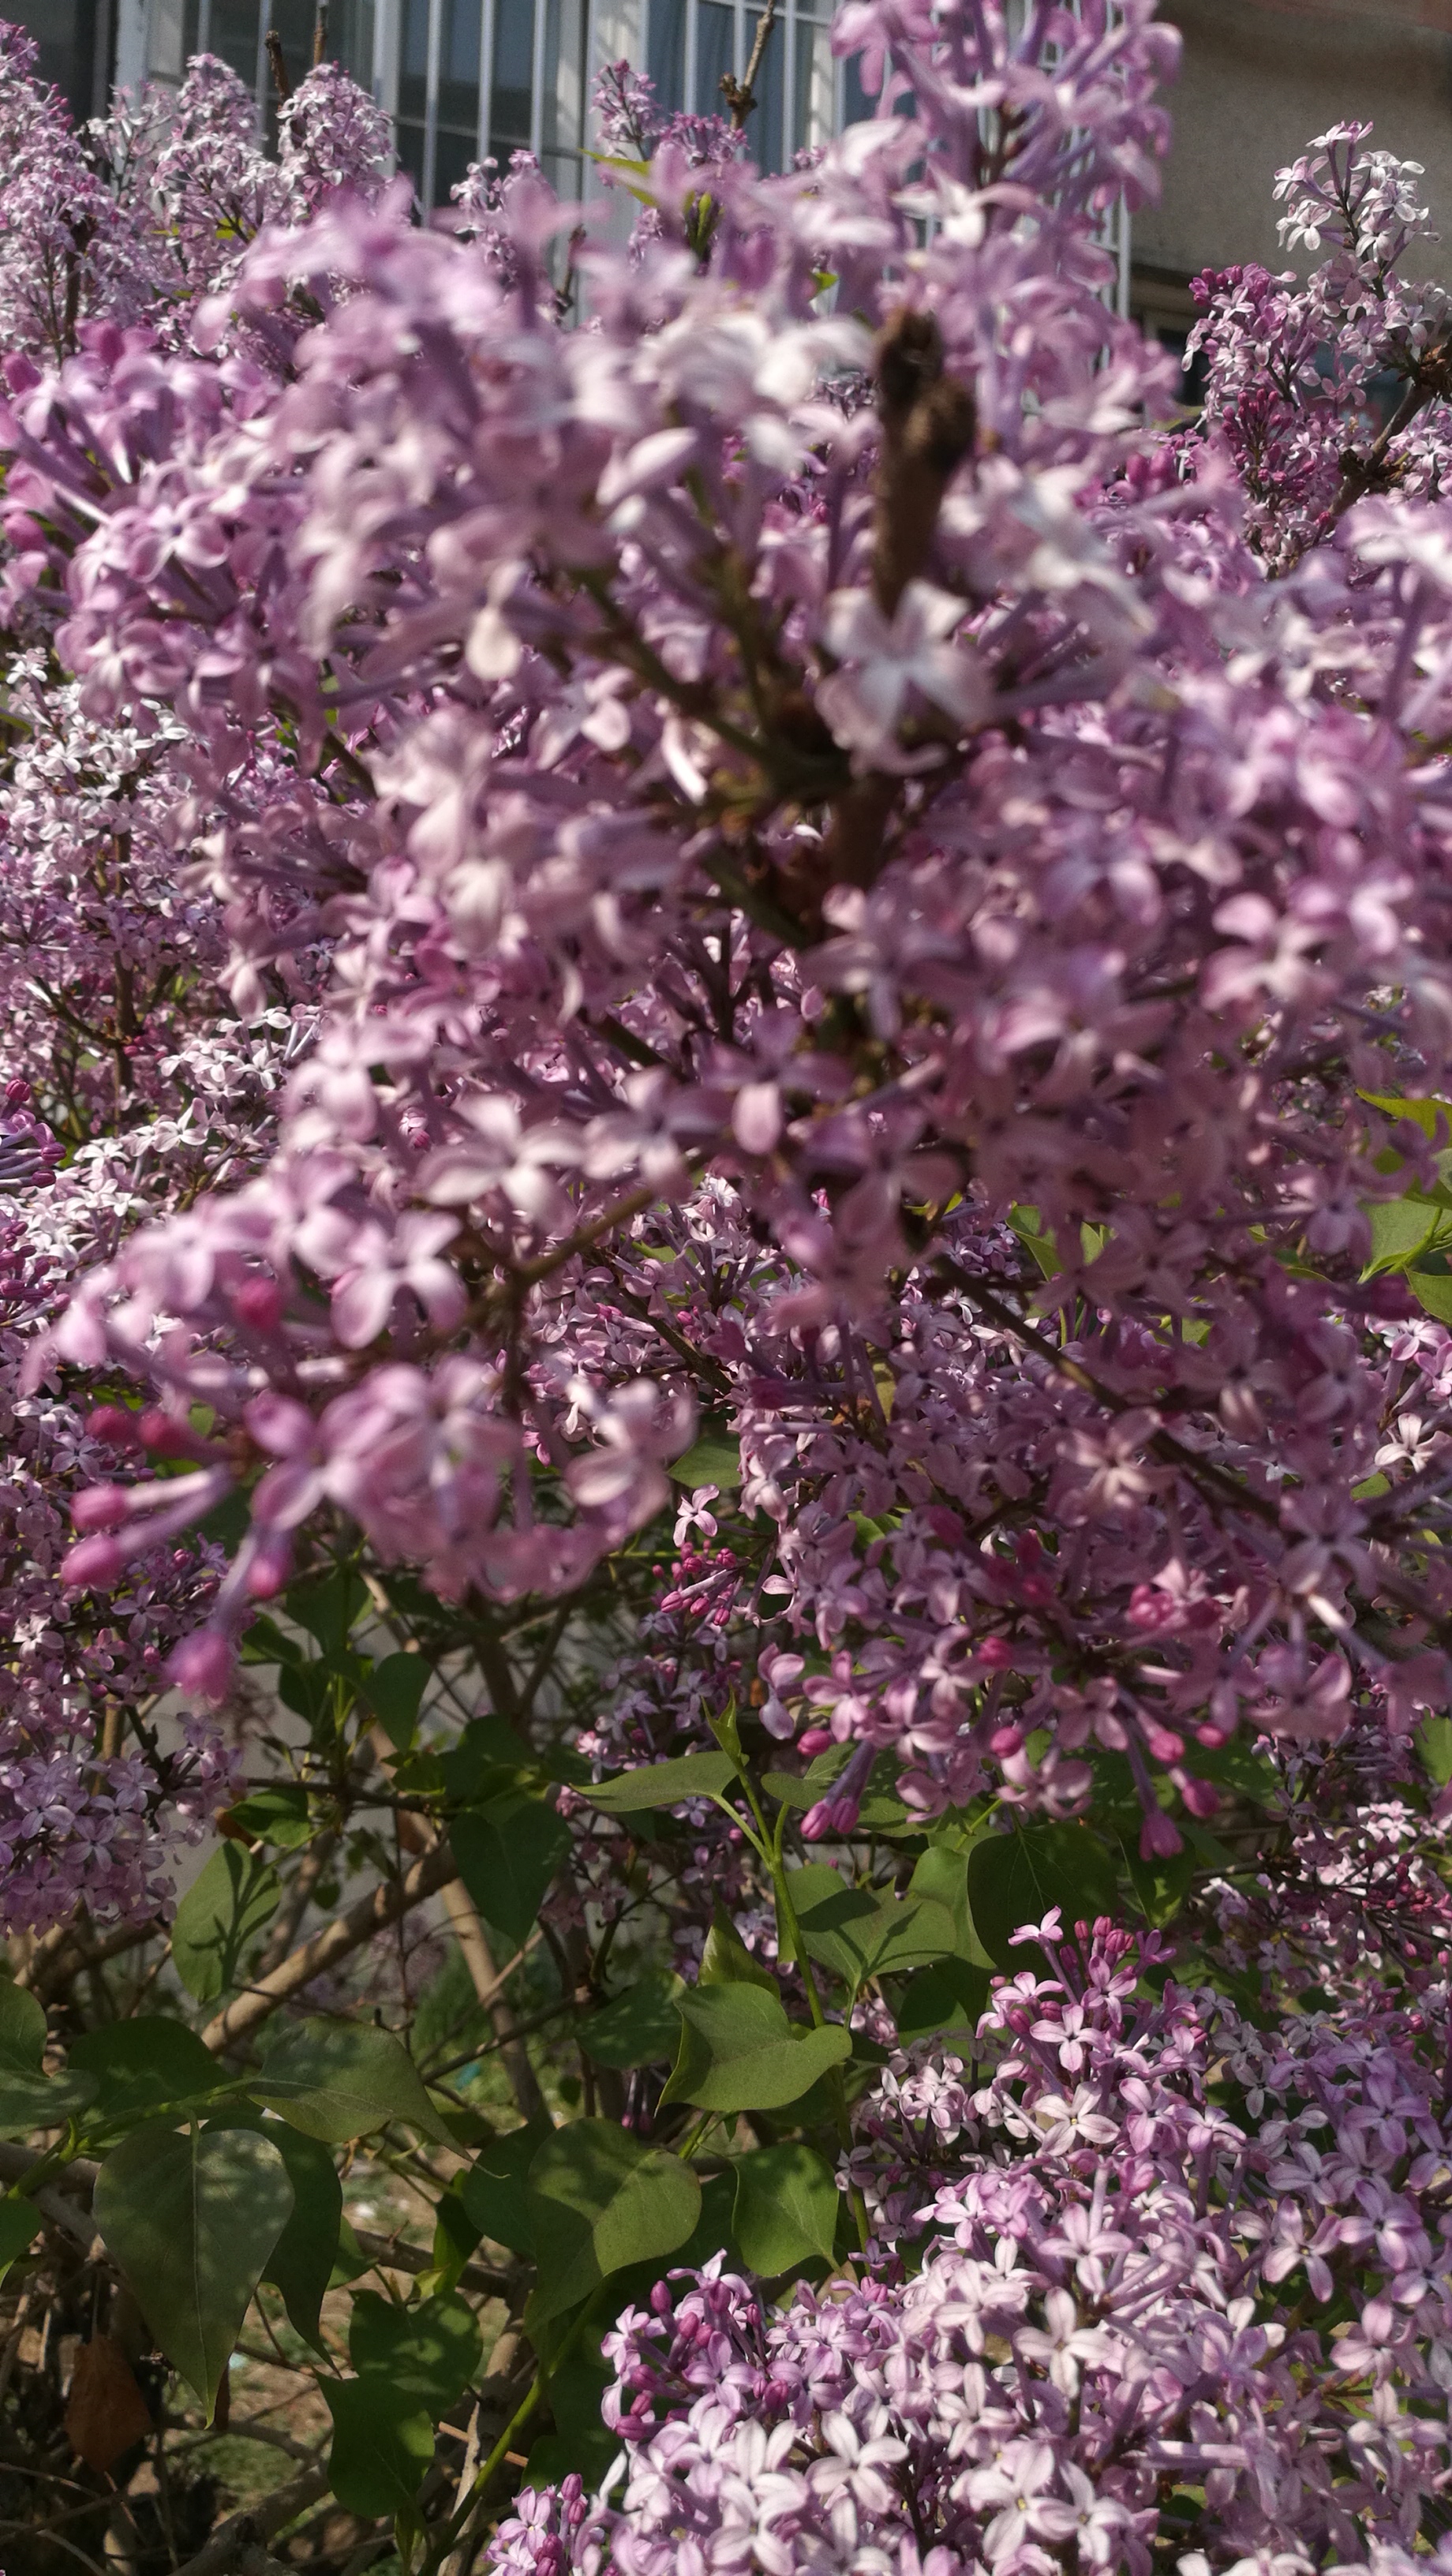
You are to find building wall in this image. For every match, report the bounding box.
[4,0,114,117]
[1142,0,1452,286]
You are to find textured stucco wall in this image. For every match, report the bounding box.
[1137,0,1452,285]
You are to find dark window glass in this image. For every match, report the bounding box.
[440,0,480,133]
[694,0,733,119]
[211,0,260,88]
[399,0,429,120]
[395,114,427,194]
[491,0,534,154]
[842,46,872,124]
[648,0,685,115]
[747,7,783,170]
[434,122,477,204]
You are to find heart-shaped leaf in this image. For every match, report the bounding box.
[732,2144,839,2275]
[967,1823,1119,1970]
[658,1983,851,2114]
[172,1845,280,2004]
[583,1752,737,1813]
[580,1971,686,2069]
[94,2123,294,2416]
[451,1797,571,1947]
[458,2120,551,2257]
[0,1983,46,2071]
[526,2120,700,2322]
[349,2290,481,2418]
[254,2019,451,2146]
[70,2018,226,2127]
[0,2067,99,2136]
[325,2378,434,2516]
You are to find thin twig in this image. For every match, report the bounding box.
[722,0,780,126]
[200,1839,458,2051]
[265,27,290,102]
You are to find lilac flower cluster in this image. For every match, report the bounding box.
[5,0,1451,1886]
[1189,122,1452,567]
[494,1920,1452,2576]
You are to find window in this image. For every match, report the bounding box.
[384,0,842,208]
[140,1,851,215]
[646,0,838,177]
[144,0,375,108]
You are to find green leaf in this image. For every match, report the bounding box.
[1188,1736,1282,1809]
[658,1983,851,2114]
[0,2196,40,2287]
[200,2106,342,2353]
[171,1846,280,2004]
[1413,1269,1452,1324]
[1360,1090,1452,1141]
[349,2290,481,2417]
[238,1612,306,1669]
[732,2144,838,2275]
[908,1844,994,1968]
[458,2121,552,2258]
[289,1569,368,1657]
[0,1983,45,2071]
[1009,1204,1063,1278]
[788,1870,956,1996]
[451,1797,572,1947]
[583,1752,737,1813]
[893,1957,990,2042]
[967,1824,1119,1970]
[668,1436,742,1489]
[1419,1714,1452,1789]
[581,1971,687,2069]
[71,2019,226,2128]
[699,1902,777,1992]
[255,2018,452,2147]
[0,2066,99,2136]
[526,2121,701,2323]
[224,1786,312,1850]
[259,2125,342,2351]
[329,2215,369,2288]
[364,1653,429,1751]
[1362,1195,1443,1276]
[432,2188,482,2293]
[325,2378,434,2518]
[94,2124,294,2416]
[1122,1829,1198,1930]
[764,1747,908,1831]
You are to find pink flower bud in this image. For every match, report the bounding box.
[86,1406,138,1446]
[233,1276,285,1333]
[64,1533,127,1588]
[167,1630,235,1700]
[71,1485,132,1532]
[140,1409,191,1456]
[1140,1809,1183,1861]
[1178,1773,1221,1820]
[245,1535,292,1598]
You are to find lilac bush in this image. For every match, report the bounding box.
[3,0,1452,2567]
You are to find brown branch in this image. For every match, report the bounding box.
[312,1,330,67]
[376,1724,552,2129]
[350,2226,515,2302]
[172,2466,331,2576]
[16,1911,163,2000]
[265,28,291,103]
[252,1830,337,1981]
[721,0,780,128]
[200,1840,459,2052]
[816,310,976,897]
